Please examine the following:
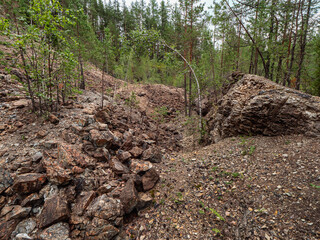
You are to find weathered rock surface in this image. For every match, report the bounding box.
[1,205,31,221]
[0,219,19,240]
[38,195,70,228]
[142,147,163,163]
[40,222,70,240]
[208,74,320,142]
[72,191,95,216]
[142,168,160,191]
[12,173,46,194]
[0,169,13,194]
[120,179,138,214]
[86,194,123,221]
[11,218,36,240]
[109,158,129,175]
[129,159,153,174]
[85,218,119,239]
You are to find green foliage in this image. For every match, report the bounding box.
[152,106,168,123]
[125,91,139,109]
[2,0,78,112]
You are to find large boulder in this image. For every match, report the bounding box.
[208,74,320,142]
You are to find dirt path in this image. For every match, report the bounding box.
[125,135,320,240]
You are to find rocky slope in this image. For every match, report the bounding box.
[0,72,184,240]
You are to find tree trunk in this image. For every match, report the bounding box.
[295,0,311,90]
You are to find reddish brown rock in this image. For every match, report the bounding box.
[40,222,70,240]
[21,193,42,207]
[36,130,47,138]
[142,168,159,191]
[15,121,23,128]
[0,196,6,209]
[86,218,119,239]
[86,194,123,221]
[129,159,153,174]
[95,110,110,123]
[142,148,163,163]
[117,151,131,162]
[72,191,95,216]
[0,205,31,221]
[12,99,29,108]
[71,166,84,174]
[0,169,13,194]
[12,173,46,194]
[109,158,129,175]
[119,179,139,214]
[48,114,59,124]
[89,129,117,148]
[38,195,70,229]
[0,219,18,240]
[58,143,91,168]
[129,147,143,158]
[136,192,152,210]
[43,159,71,185]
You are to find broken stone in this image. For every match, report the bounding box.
[86,217,119,239]
[42,141,58,149]
[72,191,95,216]
[0,169,13,194]
[15,233,32,240]
[0,219,19,240]
[142,168,159,191]
[136,192,152,209]
[97,184,116,195]
[31,152,43,162]
[71,166,83,175]
[36,130,47,138]
[117,150,131,162]
[120,179,139,214]
[40,222,70,240]
[58,143,91,168]
[43,159,71,185]
[0,196,6,209]
[21,193,42,207]
[129,146,143,158]
[11,218,36,240]
[89,129,118,148]
[129,159,153,174]
[109,158,129,175]
[86,194,123,221]
[142,148,163,163]
[38,194,70,229]
[12,173,46,194]
[0,205,31,221]
[122,174,143,192]
[12,99,29,108]
[48,114,59,124]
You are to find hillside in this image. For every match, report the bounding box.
[1,68,319,239]
[0,0,320,238]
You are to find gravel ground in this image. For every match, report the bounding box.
[125,135,320,240]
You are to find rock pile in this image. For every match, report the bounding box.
[0,75,182,239]
[208,74,320,142]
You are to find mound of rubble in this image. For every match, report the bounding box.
[0,73,182,239]
[208,74,320,142]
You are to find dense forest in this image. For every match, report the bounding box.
[0,0,319,113]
